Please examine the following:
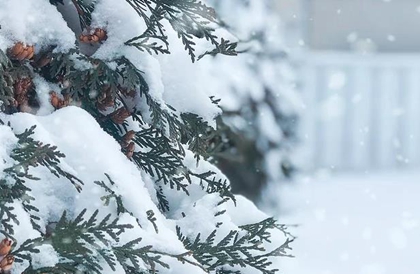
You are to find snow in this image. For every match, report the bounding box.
[90,0,167,110]
[157,23,224,128]
[0,0,75,52]
[0,106,287,273]
[265,171,420,274]
[90,0,223,127]
[2,108,199,273]
[0,125,17,178]
[32,75,58,116]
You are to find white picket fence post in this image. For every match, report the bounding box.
[297,51,420,172]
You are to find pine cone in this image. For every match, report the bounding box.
[0,255,14,272]
[25,46,35,60]
[120,87,137,98]
[125,142,135,158]
[97,87,114,111]
[50,92,71,109]
[90,35,99,43]
[110,107,131,124]
[94,28,108,41]
[79,34,91,43]
[0,239,12,256]
[9,42,34,61]
[50,92,61,109]
[33,54,52,68]
[122,130,135,146]
[79,28,108,44]
[9,42,23,56]
[14,78,32,96]
[13,78,33,107]
[62,94,71,108]
[14,94,28,107]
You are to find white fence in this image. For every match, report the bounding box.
[297,51,420,171]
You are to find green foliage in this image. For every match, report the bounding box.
[112,238,169,273]
[155,186,169,212]
[198,38,238,61]
[12,209,136,274]
[125,0,238,62]
[0,5,238,210]
[5,125,83,191]
[188,171,235,203]
[72,0,95,29]
[0,124,218,274]
[132,128,188,193]
[0,124,82,238]
[12,209,215,274]
[177,220,294,274]
[180,112,215,160]
[95,174,126,215]
[239,218,295,244]
[0,49,14,109]
[146,210,158,233]
[49,209,129,273]
[0,49,32,112]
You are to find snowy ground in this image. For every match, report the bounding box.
[268,170,420,274]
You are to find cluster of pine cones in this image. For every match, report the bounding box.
[121,130,136,158]
[5,28,137,160]
[7,27,108,62]
[79,28,108,43]
[8,42,34,61]
[12,77,34,113]
[0,239,13,274]
[50,91,71,110]
[5,27,108,113]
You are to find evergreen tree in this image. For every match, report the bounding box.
[196,0,301,201]
[0,0,293,273]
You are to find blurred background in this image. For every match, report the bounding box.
[205,0,420,273]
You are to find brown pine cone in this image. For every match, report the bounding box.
[15,94,28,106]
[50,92,61,109]
[50,92,71,109]
[126,142,135,158]
[12,78,39,113]
[120,87,137,98]
[79,28,108,44]
[122,130,136,146]
[97,99,114,111]
[14,78,32,96]
[90,35,99,43]
[94,28,108,41]
[61,94,71,108]
[13,78,32,108]
[9,42,34,61]
[15,49,28,60]
[0,254,14,272]
[79,34,91,43]
[0,239,12,256]
[33,54,52,68]
[110,107,131,124]
[26,46,35,60]
[97,87,114,111]
[9,42,24,56]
